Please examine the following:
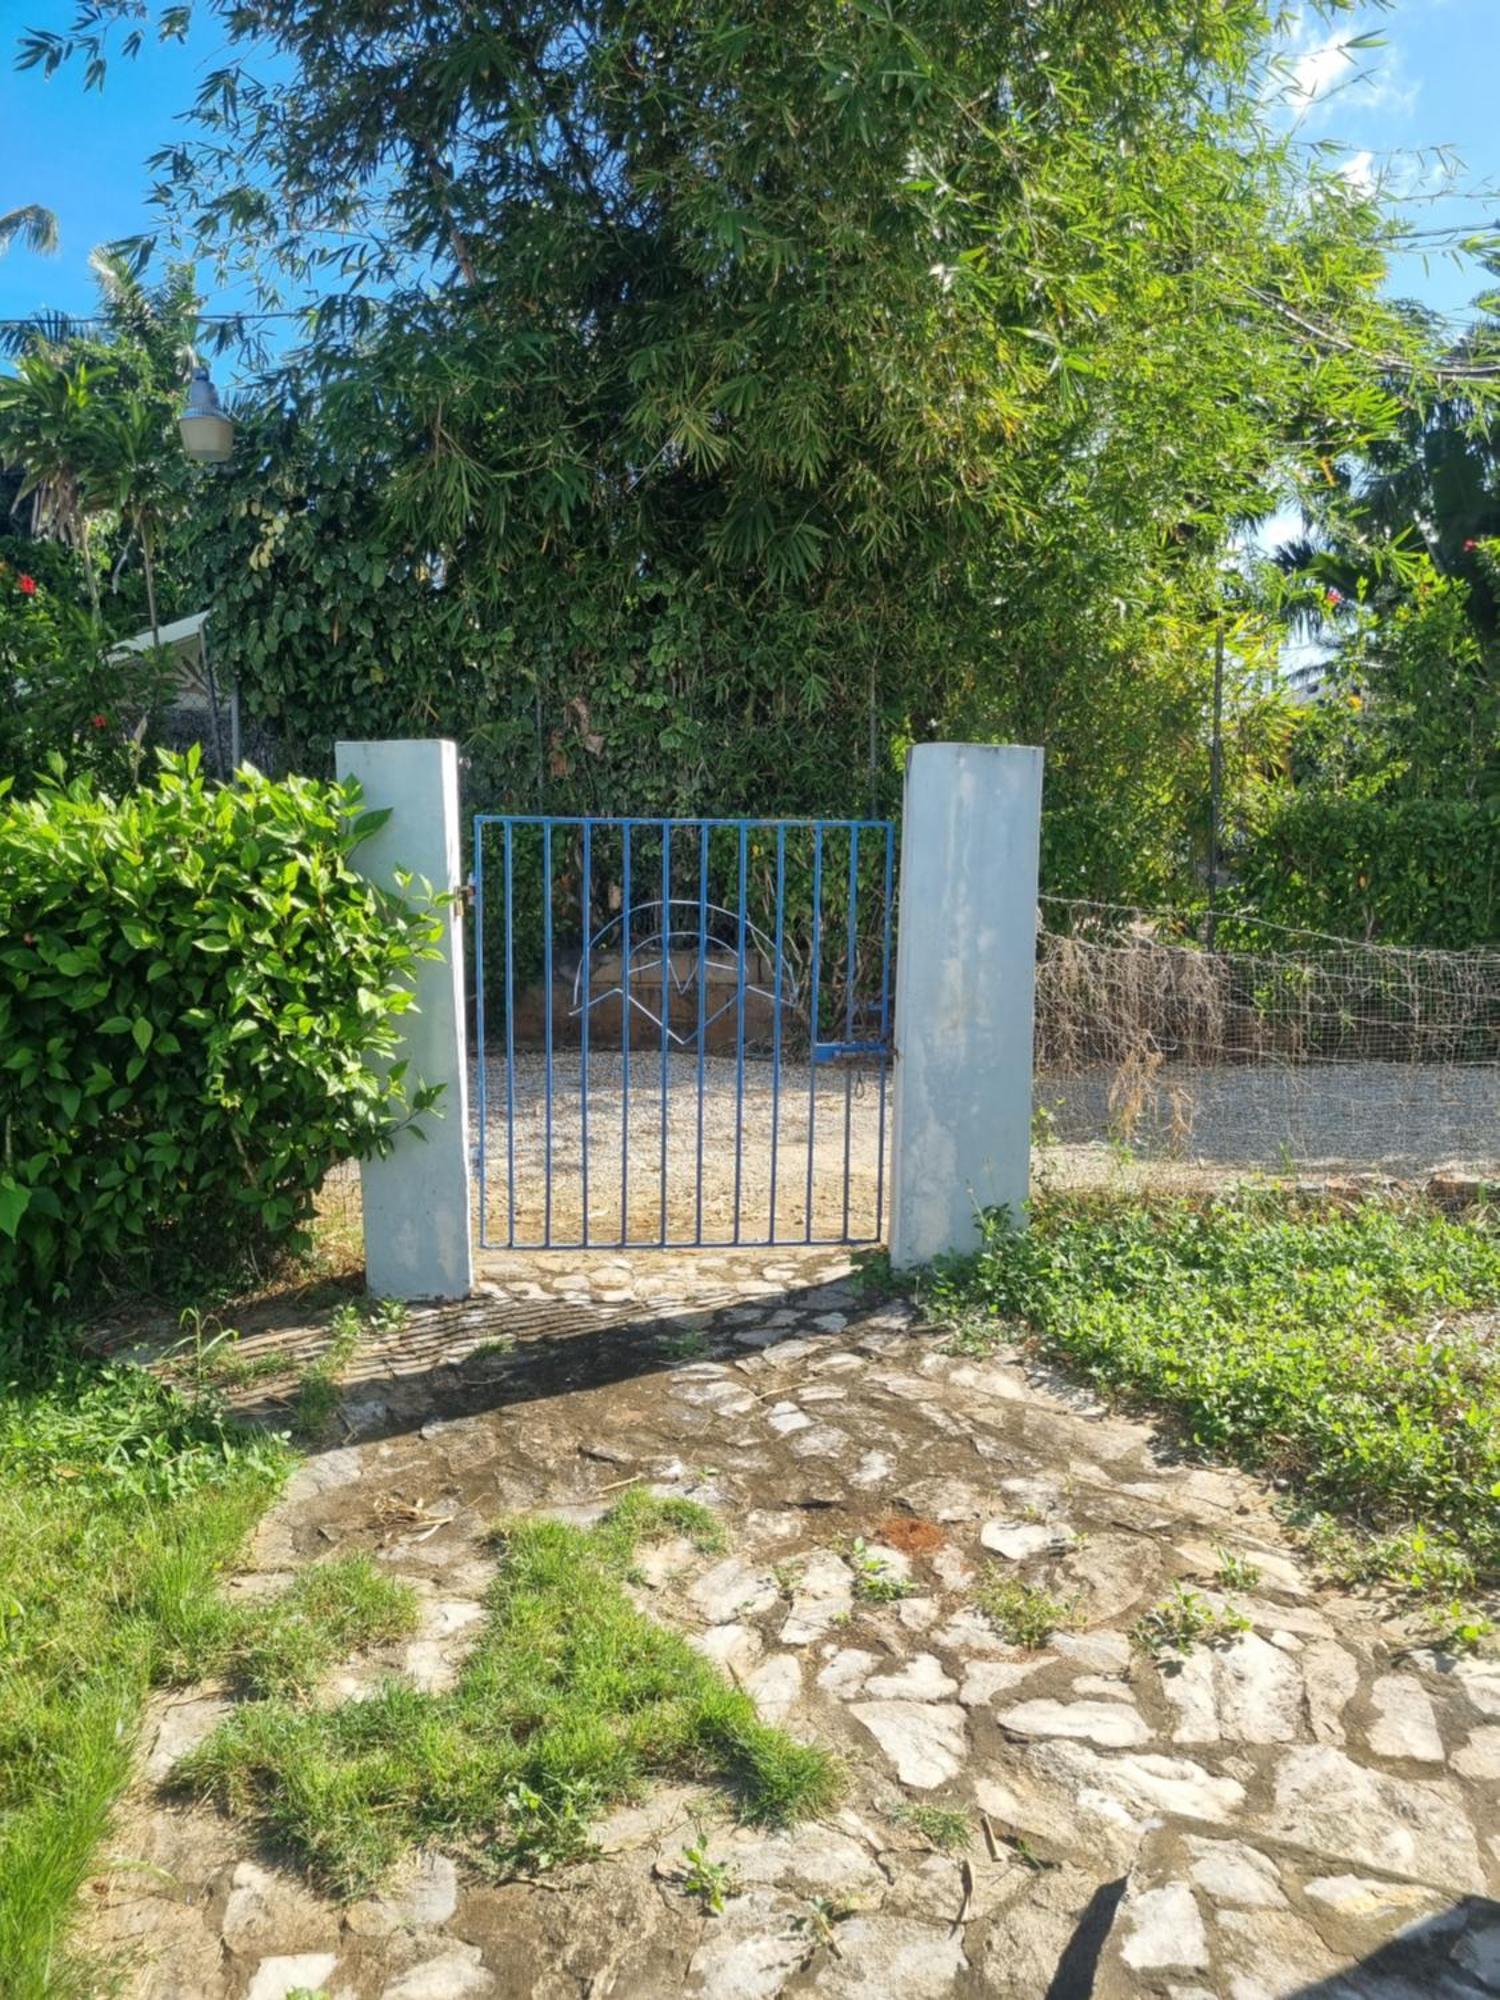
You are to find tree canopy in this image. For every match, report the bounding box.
[14,1,1481,903]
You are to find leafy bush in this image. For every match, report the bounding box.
[938,1192,1500,1585]
[0,555,177,797]
[0,754,442,1324]
[1237,793,1500,947]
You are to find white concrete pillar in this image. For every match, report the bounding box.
[334,739,474,1299]
[889,742,1043,1268]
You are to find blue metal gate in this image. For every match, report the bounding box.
[472,816,895,1250]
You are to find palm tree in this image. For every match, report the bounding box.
[0,247,197,625]
[90,394,181,648]
[0,205,59,257]
[0,351,105,610]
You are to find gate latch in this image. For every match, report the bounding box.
[811,1039,889,1067]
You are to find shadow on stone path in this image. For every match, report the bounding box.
[84,1247,1500,1999]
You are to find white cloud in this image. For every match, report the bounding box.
[1274,11,1420,130]
[1337,148,1378,196]
[1291,35,1357,104]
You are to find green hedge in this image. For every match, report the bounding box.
[0,755,441,1324]
[1238,795,1500,947]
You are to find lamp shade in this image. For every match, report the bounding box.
[179,365,234,464]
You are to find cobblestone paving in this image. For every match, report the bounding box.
[86,1249,1500,1998]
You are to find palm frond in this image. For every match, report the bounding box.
[0,205,59,257]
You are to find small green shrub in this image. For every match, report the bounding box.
[848,1538,914,1602]
[1132,1586,1250,1658]
[677,1839,738,1914]
[975,1575,1079,1648]
[1212,1548,1262,1591]
[1422,1601,1495,1655]
[292,1302,366,1442]
[0,754,443,1330]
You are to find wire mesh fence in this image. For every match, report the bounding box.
[1034,898,1499,1183]
[314,894,1500,1259]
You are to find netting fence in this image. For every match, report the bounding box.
[316,893,1500,1253]
[1033,898,1499,1184]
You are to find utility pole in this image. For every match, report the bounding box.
[1205,613,1225,952]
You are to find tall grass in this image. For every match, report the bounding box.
[0,1365,287,1998]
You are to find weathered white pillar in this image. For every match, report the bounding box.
[334,739,474,1299]
[889,742,1043,1268]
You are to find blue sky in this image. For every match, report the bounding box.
[0,0,1497,344]
[1279,0,1500,325]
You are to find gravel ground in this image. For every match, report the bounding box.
[475,1049,891,1248]
[320,1055,1498,1248]
[474,1052,1498,1247]
[1037,1060,1499,1182]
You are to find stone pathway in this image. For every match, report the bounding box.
[85,1250,1500,1998]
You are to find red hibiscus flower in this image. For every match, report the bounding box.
[91,713,108,730]
[17,574,37,595]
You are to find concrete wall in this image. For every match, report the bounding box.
[888,742,1043,1268]
[335,739,474,1299]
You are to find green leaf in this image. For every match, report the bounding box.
[0,1181,32,1240]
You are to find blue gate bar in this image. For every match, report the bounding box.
[542,819,554,1247]
[473,820,489,1248]
[694,823,709,1247]
[620,821,632,1244]
[580,819,591,1247]
[732,822,749,1245]
[875,822,895,1237]
[842,823,860,1241]
[475,814,891,828]
[659,824,671,1242]
[503,821,517,1249]
[768,823,786,1240]
[805,823,824,1242]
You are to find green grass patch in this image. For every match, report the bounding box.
[0,1363,288,2000]
[935,1191,1500,1596]
[602,1485,729,1558]
[179,1491,839,1897]
[890,1802,972,1853]
[236,1557,419,1701]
